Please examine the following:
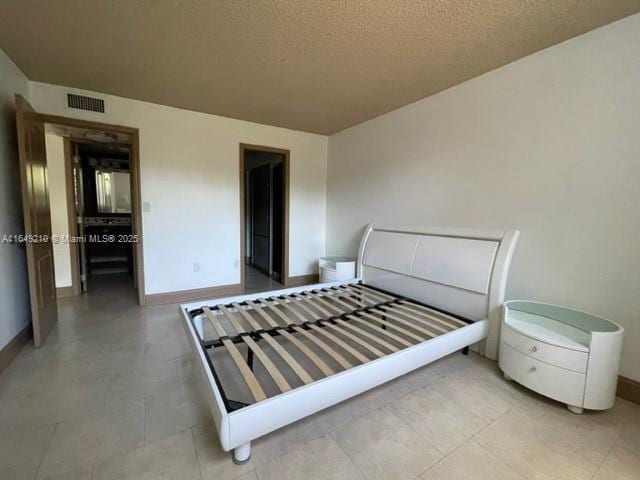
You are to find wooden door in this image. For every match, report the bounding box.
[15,94,58,347]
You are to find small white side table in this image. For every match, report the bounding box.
[319,256,356,283]
[499,301,623,414]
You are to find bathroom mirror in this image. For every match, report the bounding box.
[95,169,131,214]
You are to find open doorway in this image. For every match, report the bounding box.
[45,123,140,301]
[15,95,144,347]
[240,144,289,293]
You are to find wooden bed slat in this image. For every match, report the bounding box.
[242,335,292,392]
[379,305,449,334]
[307,292,346,315]
[336,285,381,306]
[353,284,465,329]
[289,295,324,320]
[335,318,399,352]
[321,322,385,358]
[217,305,293,392]
[352,284,394,301]
[258,300,336,377]
[348,315,414,348]
[308,324,370,364]
[323,291,366,310]
[357,311,427,343]
[364,308,437,339]
[229,303,314,385]
[297,293,334,317]
[397,301,467,327]
[292,325,353,370]
[246,301,324,382]
[276,298,310,324]
[202,307,267,402]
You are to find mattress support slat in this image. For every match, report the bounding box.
[228,303,314,385]
[217,305,293,392]
[203,307,267,402]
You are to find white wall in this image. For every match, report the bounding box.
[30,83,327,295]
[45,132,72,288]
[326,14,640,381]
[0,50,31,349]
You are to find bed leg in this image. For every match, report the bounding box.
[462,346,469,355]
[233,442,251,465]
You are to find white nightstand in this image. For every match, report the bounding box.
[319,256,356,283]
[499,301,624,414]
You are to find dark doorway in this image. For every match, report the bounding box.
[74,143,134,294]
[241,146,288,292]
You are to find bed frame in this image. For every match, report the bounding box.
[180,224,519,464]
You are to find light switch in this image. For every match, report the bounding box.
[143,201,151,213]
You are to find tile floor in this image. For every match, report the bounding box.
[1,278,639,480]
[244,266,283,294]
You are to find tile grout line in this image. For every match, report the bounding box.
[32,421,59,480]
[413,402,512,479]
[189,427,205,480]
[588,426,625,480]
[327,431,369,480]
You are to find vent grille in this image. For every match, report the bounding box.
[67,93,105,113]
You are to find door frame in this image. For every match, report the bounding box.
[39,113,146,305]
[239,143,289,288]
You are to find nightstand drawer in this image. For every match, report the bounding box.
[502,323,588,373]
[500,343,585,406]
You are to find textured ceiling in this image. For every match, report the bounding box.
[1,1,639,134]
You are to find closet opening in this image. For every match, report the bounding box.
[240,144,289,293]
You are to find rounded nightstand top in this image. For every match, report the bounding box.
[504,300,622,334]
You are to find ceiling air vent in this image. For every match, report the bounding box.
[67,93,105,113]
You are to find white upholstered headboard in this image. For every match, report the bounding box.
[357,224,519,360]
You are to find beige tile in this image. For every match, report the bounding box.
[432,369,518,421]
[37,400,145,478]
[475,408,594,480]
[255,435,365,480]
[388,363,443,393]
[144,379,212,443]
[0,393,25,432]
[0,423,55,480]
[193,407,333,479]
[593,445,640,480]
[176,354,200,383]
[395,387,487,454]
[39,466,94,480]
[93,430,201,480]
[145,336,192,363]
[105,360,179,407]
[617,400,640,456]
[344,380,410,418]
[503,399,628,473]
[12,375,110,429]
[332,407,441,480]
[235,471,258,480]
[420,441,528,480]
[193,424,253,480]
[193,423,279,480]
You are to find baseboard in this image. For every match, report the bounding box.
[0,323,32,374]
[285,273,319,288]
[145,283,243,306]
[56,286,75,299]
[617,375,640,405]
